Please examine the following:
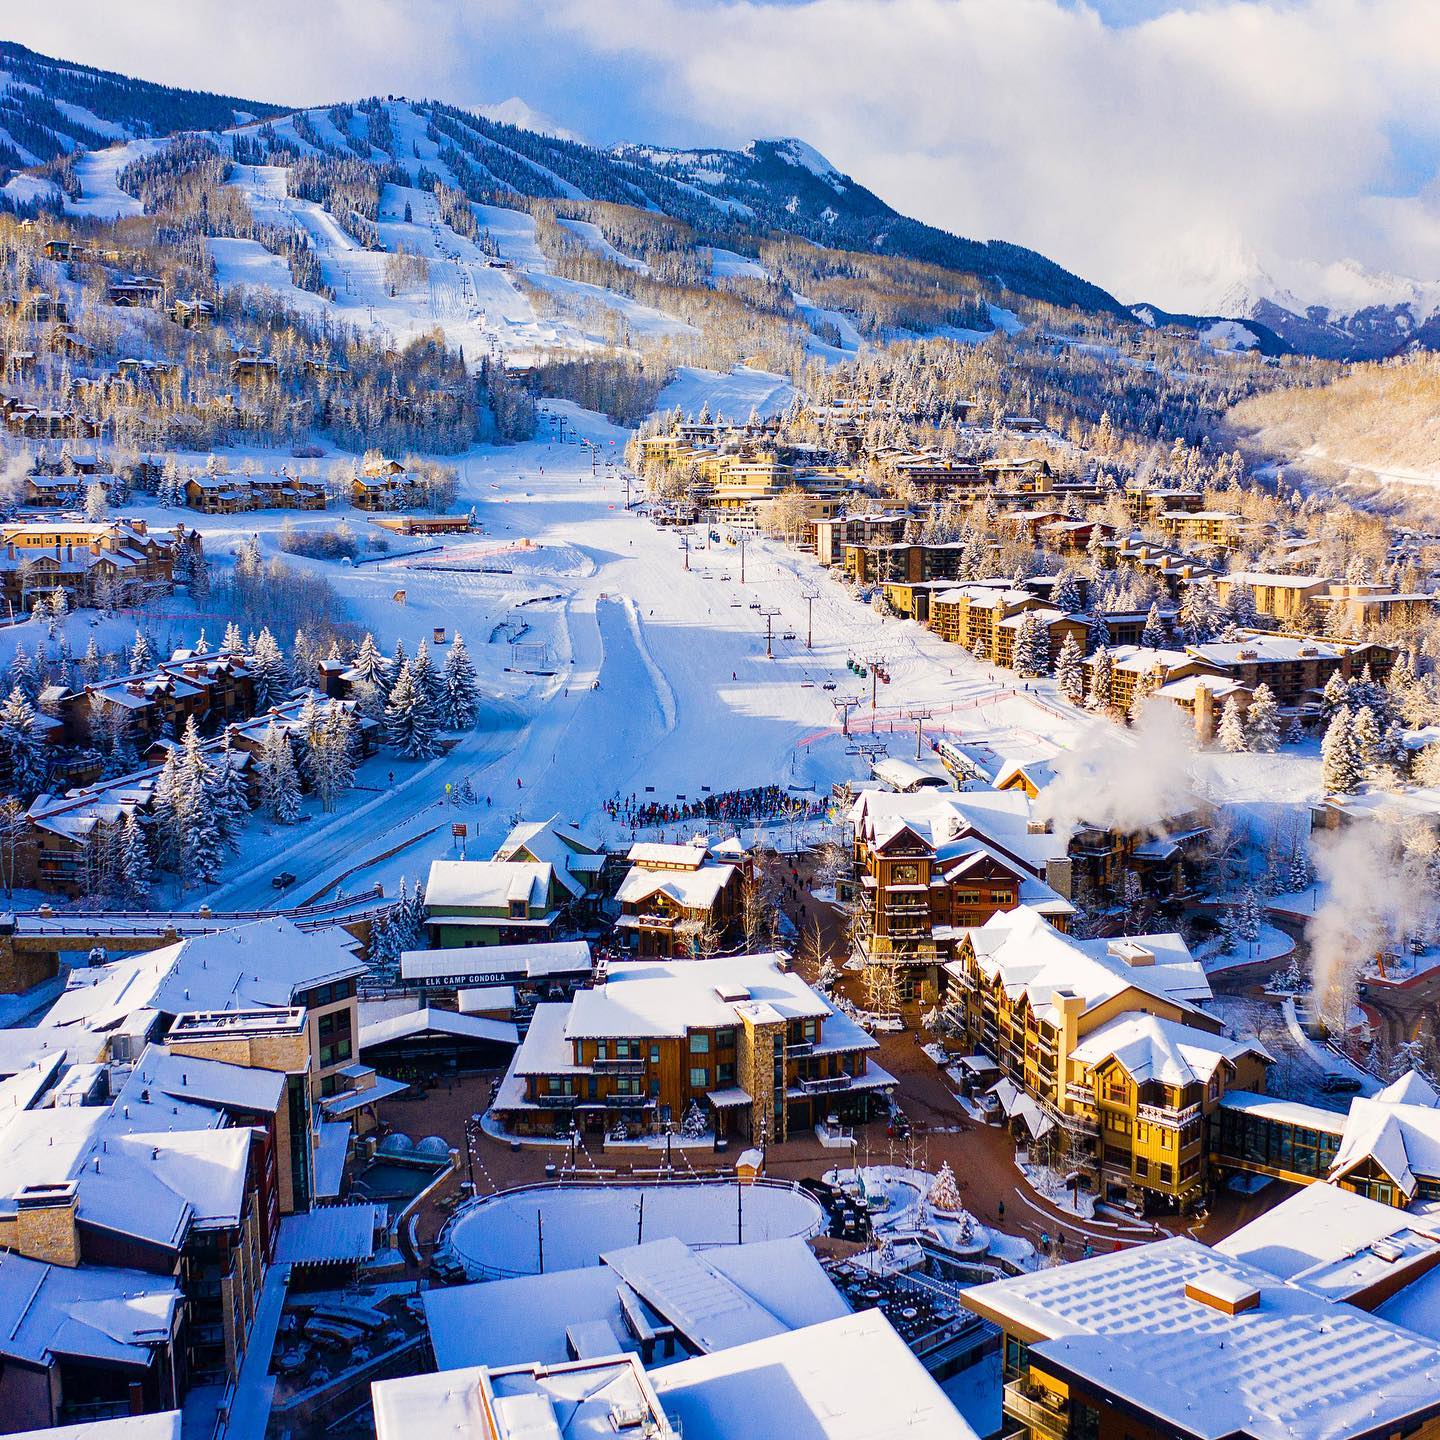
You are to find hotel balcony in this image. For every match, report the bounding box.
[592,1057,647,1074]
[799,1073,856,1095]
[1137,1101,1201,1127]
[1003,1382,1069,1440]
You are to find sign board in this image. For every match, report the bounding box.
[452,823,467,838]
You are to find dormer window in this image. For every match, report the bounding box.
[509,899,527,920]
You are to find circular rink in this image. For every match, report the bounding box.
[445,1180,826,1278]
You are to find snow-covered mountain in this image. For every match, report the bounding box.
[1138,252,1440,360]
[0,42,1122,318]
[0,41,286,172]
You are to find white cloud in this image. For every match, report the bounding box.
[11,0,1440,308]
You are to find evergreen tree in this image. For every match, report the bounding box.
[385,661,440,759]
[250,627,288,709]
[352,632,388,689]
[1246,683,1280,753]
[1238,886,1262,944]
[222,621,243,653]
[6,645,35,700]
[0,687,43,795]
[1320,670,1349,717]
[150,750,184,872]
[1141,601,1166,649]
[1288,846,1313,894]
[1054,633,1085,705]
[1283,715,1305,747]
[1013,612,1050,678]
[80,635,100,683]
[1085,646,1114,713]
[1217,696,1248,753]
[1052,570,1082,614]
[1178,577,1220,644]
[441,633,480,729]
[259,723,301,823]
[1351,704,1382,776]
[211,734,251,851]
[410,640,442,713]
[927,1162,963,1214]
[128,630,153,675]
[307,706,357,812]
[1321,707,1361,794]
[1087,609,1110,653]
[291,628,320,692]
[118,811,153,906]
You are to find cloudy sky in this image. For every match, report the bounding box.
[12,0,1440,309]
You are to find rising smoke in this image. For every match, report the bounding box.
[1034,702,1201,842]
[1307,815,1440,1032]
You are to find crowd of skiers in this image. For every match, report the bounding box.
[602,783,825,830]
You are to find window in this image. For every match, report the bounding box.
[689,1067,708,1089]
[650,1045,661,1064]
[717,1063,735,1086]
[1158,1163,1173,1185]
[716,1028,735,1050]
[509,899,527,919]
[596,1042,608,1060]
[689,1033,711,1054]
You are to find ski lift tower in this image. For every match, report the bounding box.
[908,707,936,760]
[759,607,782,659]
[800,585,819,649]
[834,696,860,737]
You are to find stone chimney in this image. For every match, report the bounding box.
[13,1182,82,1267]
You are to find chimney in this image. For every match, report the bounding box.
[13,1182,81,1267]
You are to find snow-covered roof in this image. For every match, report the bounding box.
[565,954,828,1040]
[1331,1094,1440,1199]
[1069,1013,1270,1087]
[1216,1183,1440,1302]
[1378,1069,1440,1108]
[963,1235,1440,1440]
[425,859,557,912]
[1189,635,1344,666]
[627,841,710,868]
[0,1250,180,1370]
[871,755,950,792]
[953,906,1211,1022]
[372,1352,667,1440]
[401,939,591,983]
[651,1309,977,1440]
[275,1203,378,1265]
[358,1006,518,1051]
[10,1415,181,1440]
[616,861,737,910]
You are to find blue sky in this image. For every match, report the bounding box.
[11,0,1440,310]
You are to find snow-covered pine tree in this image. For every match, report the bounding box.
[308,707,357,812]
[0,687,43,795]
[1052,570,1082,614]
[385,660,440,759]
[1283,715,1305,747]
[352,632,388,689]
[1238,887,1262,943]
[442,633,480,729]
[1350,705,1382,775]
[1321,707,1361,794]
[1178,577,1220,644]
[1013,612,1050,678]
[149,749,184,872]
[118,811,153,906]
[1320,670,1349,717]
[128,630,153,674]
[221,621,243,654]
[250,627,288,709]
[291,628,319,692]
[410,641,443,713]
[1085,646,1114,712]
[259,723,301,823]
[1246,683,1280,753]
[1087,609,1110,653]
[1217,697,1248,753]
[928,1162,963,1214]
[1054,634,1085,705]
[80,636,100,683]
[1288,846,1313,894]
[1141,600,1166,649]
[211,734,251,851]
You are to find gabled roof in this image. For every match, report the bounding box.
[1331,1094,1440,1198]
[358,1005,518,1051]
[1070,1013,1271,1087]
[954,906,1211,1021]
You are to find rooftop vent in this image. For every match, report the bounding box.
[1185,1270,1259,1316]
[714,985,751,1003]
[1108,939,1155,967]
[1371,1238,1405,1264]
